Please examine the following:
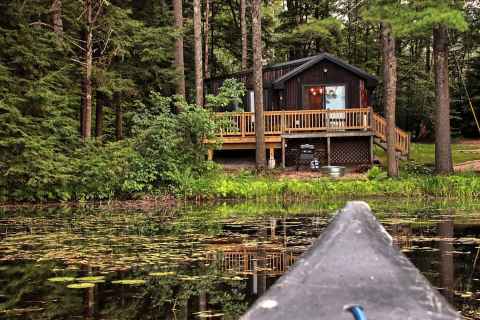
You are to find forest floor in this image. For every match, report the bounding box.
[455,160,480,172]
[375,141,480,170]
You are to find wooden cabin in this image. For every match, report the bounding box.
[205,53,410,168]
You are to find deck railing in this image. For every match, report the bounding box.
[372,112,410,156]
[215,107,410,155]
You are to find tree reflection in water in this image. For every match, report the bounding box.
[1,200,480,319]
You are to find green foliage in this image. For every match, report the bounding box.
[205,79,246,111]
[175,173,480,200]
[1,0,479,202]
[401,161,435,176]
[133,92,221,189]
[367,166,388,180]
[285,18,343,53]
[363,0,468,36]
[0,90,221,201]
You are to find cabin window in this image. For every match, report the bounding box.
[325,85,346,110]
[303,85,346,109]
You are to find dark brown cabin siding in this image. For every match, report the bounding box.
[206,63,301,96]
[205,56,377,111]
[283,60,362,110]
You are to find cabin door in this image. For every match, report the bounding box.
[303,86,325,110]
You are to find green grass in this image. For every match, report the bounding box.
[177,171,480,200]
[374,142,480,166]
[175,142,480,201]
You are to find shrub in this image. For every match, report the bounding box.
[366,166,387,180]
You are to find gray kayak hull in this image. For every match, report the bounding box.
[241,201,461,320]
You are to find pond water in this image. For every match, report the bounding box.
[1,199,480,319]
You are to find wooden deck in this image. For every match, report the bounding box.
[211,107,410,156]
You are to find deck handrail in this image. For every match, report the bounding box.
[215,107,410,155]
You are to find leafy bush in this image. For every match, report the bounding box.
[205,79,246,111]
[132,92,221,188]
[401,161,434,176]
[366,166,387,180]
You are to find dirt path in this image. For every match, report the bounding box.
[454,160,480,173]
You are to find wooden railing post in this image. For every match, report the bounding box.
[241,113,246,137]
[363,109,368,131]
[326,109,331,131]
[281,112,286,133]
[369,107,374,131]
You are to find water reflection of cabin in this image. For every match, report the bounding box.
[205,53,410,168]
[208,244,298,276]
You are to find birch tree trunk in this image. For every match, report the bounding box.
[433,24,453,174]
[240,0,248,70]
[381,22,398,177]
[173,0,186,98]
[50,0,63,37]
[82,0,93,139]
[252,0,266,169]
[204,0,210,79]
[193,0,204,106]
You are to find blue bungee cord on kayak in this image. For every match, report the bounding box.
[348,305,367,320]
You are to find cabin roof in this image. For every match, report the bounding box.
[266,55,317,69]
[204,56,314,82]
[273,53,378,89]
[205,53,378,89]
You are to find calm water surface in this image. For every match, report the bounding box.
[1,200,480,319]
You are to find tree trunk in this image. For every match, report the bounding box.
[193,0,204,106]
[82,0,93,140]
[80,79,85,136]
[204,0,210,79]
[438,216,455,303]
[426,38,431,73]
[252,0,266,169]
[381,22,398,177]
[433,24,453,174]
[114,93,123,141]
[211,1,216,75]
[173,0,186,98]
[50,0,63,37]
[240,0,248,70]
[95,91,104,139]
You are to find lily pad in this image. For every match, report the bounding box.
[220,276,246,281]
[67,282,96,289]
[77,276,105,283]
[148,272,176,277]
[48,277,76,283]
[111,279,146,286]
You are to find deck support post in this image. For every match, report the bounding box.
[281,137,286,169]
[207,149,214,161]
[268,147,275,169]
[327,137,331,166]
[370,136,374,164]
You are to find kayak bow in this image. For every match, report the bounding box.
[241,201,461,320]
